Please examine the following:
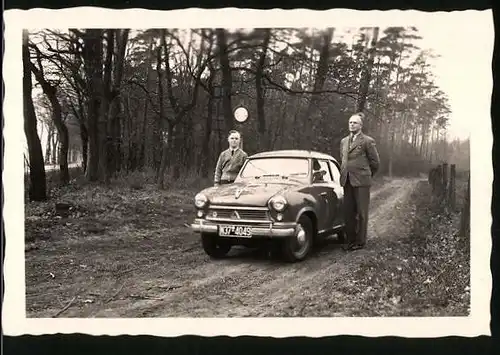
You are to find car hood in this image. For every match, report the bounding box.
[202,180,300,207]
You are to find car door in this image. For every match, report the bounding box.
[328,160,344,228]
[312,159,338,233]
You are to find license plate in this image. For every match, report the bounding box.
[219,225,253,238]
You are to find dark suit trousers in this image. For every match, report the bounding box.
[343,175,371,246]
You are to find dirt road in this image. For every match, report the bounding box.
[25,178,422,317]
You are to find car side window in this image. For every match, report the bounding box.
[316,160,333,182]
[328,160,341,183]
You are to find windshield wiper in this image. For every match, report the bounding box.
[254,173,280,180]
[282,175,304,183]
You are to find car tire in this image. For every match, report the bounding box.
[282,215,313,262]
[201,234,232,259]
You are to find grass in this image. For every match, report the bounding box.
[342,179,470,316]
[24,168,212,244]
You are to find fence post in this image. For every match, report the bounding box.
[449,164,456,209]
[442,163,448,201]
[459,173,470,241]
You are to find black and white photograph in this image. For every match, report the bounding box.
[2,8,492,337]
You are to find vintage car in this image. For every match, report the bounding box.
[190,150,345,262]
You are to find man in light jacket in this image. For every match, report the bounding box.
[339,112,380,251]
[214,130,248,186]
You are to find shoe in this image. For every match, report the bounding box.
[342,243,354,251]
[342,243,364,251]
[350,244,364,251]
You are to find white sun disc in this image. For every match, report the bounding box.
[234,107,249,122]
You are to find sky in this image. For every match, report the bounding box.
[410,13,493,141]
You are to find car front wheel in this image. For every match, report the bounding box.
[201,233,232,258]
[282,215,314,262]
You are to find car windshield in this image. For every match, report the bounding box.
[239,157,309,179]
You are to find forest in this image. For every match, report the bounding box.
[23,27,469,201]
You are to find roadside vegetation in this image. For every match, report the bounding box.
[338,179,470,316]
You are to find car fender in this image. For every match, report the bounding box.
[295,206,316,223]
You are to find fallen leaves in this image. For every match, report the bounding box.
[339,181,470,316]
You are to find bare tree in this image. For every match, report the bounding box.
[28,43,70,184]
[23,30,47,200]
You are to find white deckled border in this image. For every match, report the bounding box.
[2,7,493,337]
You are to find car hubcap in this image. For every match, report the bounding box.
[293,225,309,257]
[297,227,306,246]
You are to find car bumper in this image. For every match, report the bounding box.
[190,219,298,238]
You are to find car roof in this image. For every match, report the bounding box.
[249,149,338,163]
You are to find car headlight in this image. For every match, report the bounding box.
[269,195,287,212]
[194,193,208,208]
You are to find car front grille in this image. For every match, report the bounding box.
[206,206,270,222]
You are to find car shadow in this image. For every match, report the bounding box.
[225,245,282,264]
[310,235,345,256]
[222,234,344,264]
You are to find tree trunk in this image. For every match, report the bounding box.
[419,122,426,156]
[156,38,168,189]
[107,29,129,177]
[255,29,271,147]
[216,29,233,131]
[80,122,88,172]
[51,133,58,164]
[45,125,54,164]
[184,113,194,174]
[387,38,407,177]
[23,30,47,201]
[302,28,334,148]
[157,122,174,189]
[82,29,104,182]
[387,124,395,177]
[70,95,88,172]
[201,65,215,179]
[99,29,115,183]
[29,47,70,185]
[140,39,154,170]
[123,93,132,172]
[357,27,379,113]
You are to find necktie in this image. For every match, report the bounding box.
[231,150,234,156]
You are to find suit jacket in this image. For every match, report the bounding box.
[214,148,248,184]
[340,132,380,187]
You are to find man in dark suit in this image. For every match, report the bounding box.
[339,112,380,251]
[214,130,248,186]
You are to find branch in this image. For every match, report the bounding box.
[53,296,76,317]
[125,79,161,116]
[230,65,359,97]
[169,32,195,76]
[33,36,86,91]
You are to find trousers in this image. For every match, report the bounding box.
[343,175,371,246]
